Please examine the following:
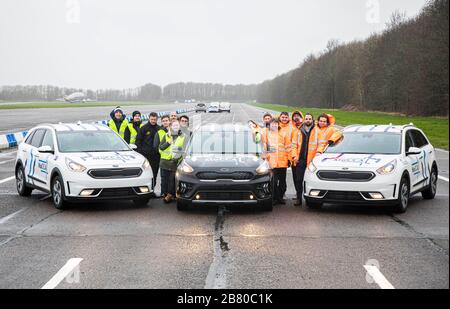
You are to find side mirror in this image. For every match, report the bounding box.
[38,145,54,154]
[129,144,138,150]
[407,147,421,156]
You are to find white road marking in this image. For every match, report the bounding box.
[42,258,84,289]
[364,265,395,289]
[0,150,17,158]
[0,176,14,184]
[0,158,15,165]
[436,148,449,154]
[438,176,449,182]
[0,208,26,224]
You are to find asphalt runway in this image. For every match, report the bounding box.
[0,103,448,289]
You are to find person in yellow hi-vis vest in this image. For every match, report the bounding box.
[128,111,144,145]
[108,107,131,143]
[159,120,187,204]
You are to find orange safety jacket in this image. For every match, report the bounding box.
[262,128,291,169]
[308,114,337,162]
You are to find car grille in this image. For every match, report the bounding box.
[196,172,254,181]
[317,171,375,182]
[324,191,365,201]
[99,187,136,198]
[197,192,254,201]
[88,168,142,179]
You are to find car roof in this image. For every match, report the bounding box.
[196,123,252,132]
[36,123,110,132]
[343,124,417,134]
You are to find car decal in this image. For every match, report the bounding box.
[322,154,382,166]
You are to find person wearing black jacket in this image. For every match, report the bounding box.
[135,112,161,194]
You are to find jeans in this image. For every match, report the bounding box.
[295,161,307,200]
[160,168,176,196]
[272,168,287,201]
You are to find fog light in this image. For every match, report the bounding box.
[369,192,384,199]
[139,186,150,193]
[249,195,254,200]
[80,189,95,196]
[309,190,321,197]
[196,194,201,200]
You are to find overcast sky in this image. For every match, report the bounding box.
[0,0,427,89]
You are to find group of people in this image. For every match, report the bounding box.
[108,107,191,204]
[108,106,342,207]
[254,111,342,206]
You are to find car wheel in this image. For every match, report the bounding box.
[133,198,150,207]
[306,199,323,209]
[16,165,33,196]
[394,177,410,213]
[422,167,438,200]
[51,175,68,210]
[176,200,189,211]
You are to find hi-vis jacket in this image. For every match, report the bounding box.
[291,114,339,166]
[128,123,144,145]
[262,128,291,169]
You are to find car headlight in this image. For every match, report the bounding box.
[308,160,318,173]
[377,159,397,175]
[256,161,270,175]
[178,161,194,174]
[142,159,151,170]
[65,158,86,173]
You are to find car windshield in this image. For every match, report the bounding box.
[189,131,263,155]
[326,132,402,155]
[56,130,131,153]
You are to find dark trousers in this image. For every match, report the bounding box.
[149,158,160,190]
[272,168,287,201]
[292,164,300,197]
[295,161,307,200]
[160,168,176,196]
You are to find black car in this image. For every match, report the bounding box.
[176,124,273,211]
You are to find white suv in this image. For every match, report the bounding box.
[15,123,153,209]
[304,124,438,213]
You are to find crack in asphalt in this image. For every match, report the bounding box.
[390,215,448,256]
[205,206,230,289]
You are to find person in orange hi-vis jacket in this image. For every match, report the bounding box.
[262,118,291,205]
[288,111,304,203]
[308,113,337,162]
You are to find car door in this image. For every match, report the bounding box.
[25,129,46,188]
[404,130,423,190]
[410,129,432,190]
[33,129,55,187]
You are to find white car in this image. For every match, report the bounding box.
[15,123,153,209]
[219,102,231,113]
[304,124,438,213]
[207,103,220,113]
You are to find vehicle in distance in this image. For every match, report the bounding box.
[15,123,153,209]
[195,103,207,113]
[219,102,231,113]
[207,102,220,113]
[176,124,272,211]
[304,124,438,213]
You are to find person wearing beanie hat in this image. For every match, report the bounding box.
[128,111,144,145]
[108,106,131,143]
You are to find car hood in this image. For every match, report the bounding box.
[185,154,262,169]
[65,151,145,168]
[314,153,397,169]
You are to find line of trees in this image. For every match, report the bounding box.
[256,0,449,116]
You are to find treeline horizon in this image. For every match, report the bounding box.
[1,0,448,116]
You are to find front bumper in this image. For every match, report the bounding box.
[176,173,272,206]
[304,169,399,205]
[63,169,153,201]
